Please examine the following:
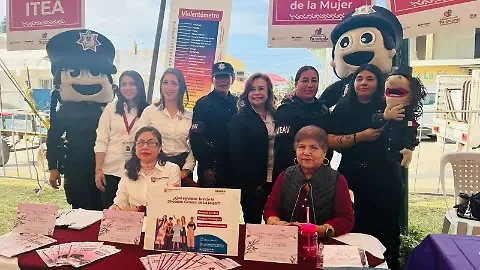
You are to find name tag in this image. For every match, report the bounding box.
[123,141,133,161]
[151,176,168,183]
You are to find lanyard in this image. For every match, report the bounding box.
[122,114,137,134]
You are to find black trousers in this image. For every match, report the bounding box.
[100,175,121,209]
[64,167,102,211]
[339,159,403,270]
[241,183,273,224]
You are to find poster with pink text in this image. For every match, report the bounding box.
[388,0,480,38]
[6,0,85,51]
[144,187,241,256]
[268,0,374,48]
[164,0,232,108]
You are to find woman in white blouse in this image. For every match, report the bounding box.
[140,68,196,186]
[111,126,181,211]
[95,70,148,209]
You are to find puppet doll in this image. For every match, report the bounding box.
[373,66,427,167]
[46,29,116,210]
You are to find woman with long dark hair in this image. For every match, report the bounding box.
[141,68,196,186]
[95,70,148,209]
[228,73,276,224]
[111,126,180,211]
[328,64,403,270]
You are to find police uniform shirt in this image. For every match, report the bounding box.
[140,104,196,171]
[190,90,238,171]
[95,101,142,177]
[113,162,181,209]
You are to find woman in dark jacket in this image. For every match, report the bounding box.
[328,64,403,270]
[228,73,276,224]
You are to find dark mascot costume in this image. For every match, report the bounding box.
[320,5,403,107]
[46,29,116,210]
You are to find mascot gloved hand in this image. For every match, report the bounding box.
[320,5,403,108]
[373,66,427,168]
[46,29,116,210]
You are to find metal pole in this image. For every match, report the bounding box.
[147,0,167,103]
[396,38,410,234]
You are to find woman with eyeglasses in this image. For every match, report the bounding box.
[140,68,196,187]
[95,70,148,209]
[111,126,180,211]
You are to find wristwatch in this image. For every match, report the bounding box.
[324,226,334,238]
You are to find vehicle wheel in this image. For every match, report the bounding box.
[0,139,10,166]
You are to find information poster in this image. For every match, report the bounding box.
[268,0,373,48]
[144,187,241,256]
[164,0,232,108]
[6,0,85,51]
[388,0,480,38]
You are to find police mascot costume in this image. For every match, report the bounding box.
[46,29,116,210]
[320,5,403,107]
[373,66,427,167]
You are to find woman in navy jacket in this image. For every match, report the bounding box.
[228,73,276,224]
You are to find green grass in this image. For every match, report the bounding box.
[0,178,68,235]
[0,179,456,237]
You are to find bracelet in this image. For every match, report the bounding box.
[95,168,103,172]
[353,133,357,144]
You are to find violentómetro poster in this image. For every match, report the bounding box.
[144,188,241,256]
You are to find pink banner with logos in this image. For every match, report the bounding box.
[268,0,373,48]
[7,0,85,51]
[388,0,480,38]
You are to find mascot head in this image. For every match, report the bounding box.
[46,29,116,103]
[330,5,403,79]
[385,66,427,119]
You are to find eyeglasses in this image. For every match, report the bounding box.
[135,140,159,148]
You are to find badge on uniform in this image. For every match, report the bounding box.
[190,121,204,133]
[123,141,133,161]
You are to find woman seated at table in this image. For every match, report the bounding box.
[263,125,354,238]
[111,126,181,211]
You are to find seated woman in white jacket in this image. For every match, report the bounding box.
[111,126,181,212]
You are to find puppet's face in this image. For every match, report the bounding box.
[385,74,412,107]
[332,27,396,78]
[59,68,114,103]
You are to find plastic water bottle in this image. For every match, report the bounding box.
[299,207,318,260]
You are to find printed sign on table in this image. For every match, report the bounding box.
[268,0,373,48]
[6,0,85,51]
[388,0,480,38]
[244,224,298,264]
[13,203,58,236]
[145,187,241,256]
[164,0,232,108]
[97,209,144,245]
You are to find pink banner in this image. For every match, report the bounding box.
[9,0,83,31]
[390,0,476,15]
[271,0,372,25]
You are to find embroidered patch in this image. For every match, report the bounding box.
[275,125,292,135]
[190,121,205,133]
[408,121,419,127]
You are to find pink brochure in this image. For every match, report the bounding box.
[13,204,58,235]
[98,209,144,245]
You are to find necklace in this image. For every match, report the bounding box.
[141,167,156,176]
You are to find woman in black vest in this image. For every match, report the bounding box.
[264,126,354,238]
[328,64,403,270]
[228,73,276,224]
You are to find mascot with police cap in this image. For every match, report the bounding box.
[46,29,116,210]
[320,5,403,107]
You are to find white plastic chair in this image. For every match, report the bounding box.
[440,152,480,235]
